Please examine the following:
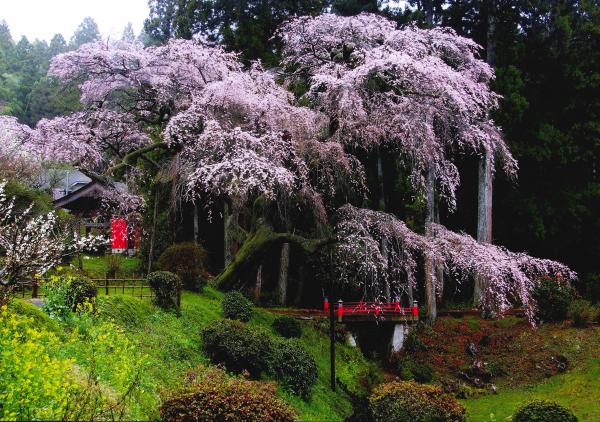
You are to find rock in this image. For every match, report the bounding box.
[466,342,479,356]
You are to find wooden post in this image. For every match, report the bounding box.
[122,277,125,295]
[329,298,336,392]
[32,280,38,299]
[104,273,109,296]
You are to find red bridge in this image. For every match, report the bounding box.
[324,299,419,323]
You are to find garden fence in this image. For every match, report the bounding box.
[14,272,153,300]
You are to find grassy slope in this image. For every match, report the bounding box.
[464,358,600,421]
[14,288,373,421]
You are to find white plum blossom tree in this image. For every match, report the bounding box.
[0,181,105,304]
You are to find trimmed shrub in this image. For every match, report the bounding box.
[158,242,208,291]
[567,299,598,327]
[272,316,302,338]
[269,338,317,399]
[65,277,97,311]
[369,381,466,422]
[533,277,573,323]
[160,366,296,422]
[513,400,577,422]
[201,319,272,377]
[147,271,181,310]
[397,358,433,383]
[222,291,253,322]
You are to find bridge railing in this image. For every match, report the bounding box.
[324,299,419,322]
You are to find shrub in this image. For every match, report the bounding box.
[272,316,302,338]
[397,358,433,383]
[42,275,74,322]
[533,277,573,323]
[65,276,97,311]
[567,299,598,327]
[105,253,123,277]
[369,381,466,422]
[582,273,600,304]
[158,242,208,291]
[222,291,253,322]
[269,338,318,399]
[513,400,577,422]
[201,319,272,377]
[147,271,181,310]
[160,365,296,422]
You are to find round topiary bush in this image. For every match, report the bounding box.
[158,242,208,291]
[369,381,466,422]
[201,319,272,377]
[65,277,97,311]
[533,277,573,323]
[513,400,577,422]
[147,271,181,310]
[272,316,302,338]
[222,291,253,322]
[269,338,317,399]
[160,366,296,422]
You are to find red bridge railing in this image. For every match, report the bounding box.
[324,299,419,322]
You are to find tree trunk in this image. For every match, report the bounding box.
[475,0,496,306]
[424,165,437,323]
[223,203,239,267]
[376,149,386,211]
[193,203,199,244]
[147,188,159,274]
[277,242,290,306]
[254,264,262,300]
[381,237,391,300]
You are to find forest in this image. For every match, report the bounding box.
[0,1,599,421]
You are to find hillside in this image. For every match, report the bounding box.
[8,289,377,421]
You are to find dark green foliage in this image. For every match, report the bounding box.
[513,400,577,422]
[160,366,296,422]
[369,381,466,422]
[158,242,208,291]
[269,338,318,399]
[201,319,272,377]
[144,0,326,65]
[272,316,302,338]
[397,358,433,384]
[567,299,598,327]
[222,291,253,322]
[582,274,600,304]
[65,277,97,311]
[3,180,53,214]
[147,271,181,310]
[533,277,574,323]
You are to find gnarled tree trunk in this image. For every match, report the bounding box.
[424,165,437,323]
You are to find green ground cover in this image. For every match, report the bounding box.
[464,357,600,421]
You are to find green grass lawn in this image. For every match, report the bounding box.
[11,288,375,421]
[464,357,600,421]
[71,254,142,275]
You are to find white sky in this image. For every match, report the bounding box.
[0,0,149,42]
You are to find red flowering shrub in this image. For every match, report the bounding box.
[160,366,296,422]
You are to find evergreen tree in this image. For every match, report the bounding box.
[70,17,101,48]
